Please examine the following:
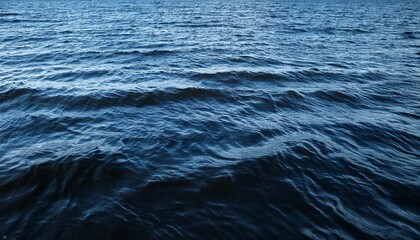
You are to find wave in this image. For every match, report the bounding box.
[403,31,419,39]
[112,49,178,57]
[285,26,372,34]
[0,86,39,104]
[0,18,56,24]
[1,48,179,66]
[189,70,287,84]
[0,12,21,17]
[188,69,387,85]
[0,85,319,112]
[42,69,113,82]
[0,86,236,110]
[0,83,394,113]
[331,122,420,155]
[311,90,361,106]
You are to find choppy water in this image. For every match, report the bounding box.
[1,0,419,239]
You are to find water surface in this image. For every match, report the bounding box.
[0,0,419,239]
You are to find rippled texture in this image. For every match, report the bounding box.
[1,0,419,239]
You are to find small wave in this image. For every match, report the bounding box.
[0,86,40,104]
[342,28,371,34]
[189,70,287,84]
[59,30,74,34]
[112,49,178,57]
[368,93,401,104]
[0,85,313,113]
[21,36,55,42]
[0,13,21,17]
[311,90,361,106]
[286,26,371,35]
[403,31,419,39]
[396,111,420,120]
[247,90,308,112]
[189,69,386,85]
[332,122,420,154]
[226,55,284,66]
[326,63,351,69]
[0,18,54,24]
[112,50,142,55]
[42,69,113,82]
[0,114,100,142]
[0,18,22,23]
[143,49,178,56]
[286,27,307,32]
[175,23,227,28]
[0,87,239,110]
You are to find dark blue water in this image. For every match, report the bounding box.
[1,0,419,239]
